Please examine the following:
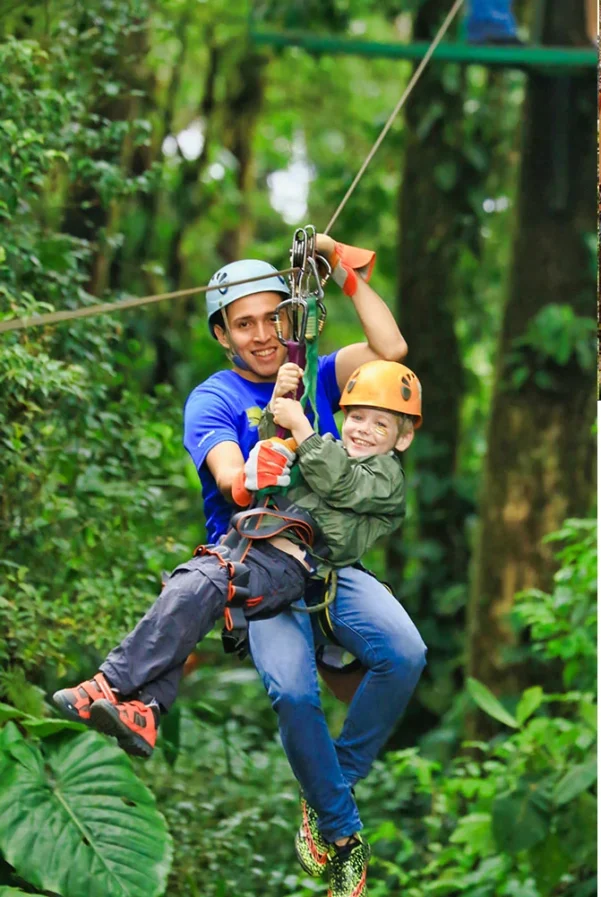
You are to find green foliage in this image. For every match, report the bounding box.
[0,718,172,897]
[512,518,596,690]
[506,304,596,390]
[0,6,197,690]
[149,520,597,897]
[0,3,596,896]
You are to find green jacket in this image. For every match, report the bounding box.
[258,422,406,573]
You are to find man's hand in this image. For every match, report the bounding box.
[272,362,304,400]
[315,233,376,298]
[243,438,296,492]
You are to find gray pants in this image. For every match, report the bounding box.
[100,542,308,711]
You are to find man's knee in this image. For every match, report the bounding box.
[380,626,427,682]
[267,678,321,719]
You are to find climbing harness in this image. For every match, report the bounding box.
[195,493,331,658]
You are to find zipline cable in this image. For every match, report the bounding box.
[0,269,297,334]
[324,0,465,235]
[0,0,464,335]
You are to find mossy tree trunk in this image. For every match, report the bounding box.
[393,0,493,734]
[466,1,595,710]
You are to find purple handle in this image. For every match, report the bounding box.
[275,341,307,438]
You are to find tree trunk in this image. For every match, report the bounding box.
[392,0,492,735]
[467,1,596,710]
[216,44,268,261]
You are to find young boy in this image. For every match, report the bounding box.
[54,358,422,762]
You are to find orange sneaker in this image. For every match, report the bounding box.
[53,672,117,724]
[90,698,159,758]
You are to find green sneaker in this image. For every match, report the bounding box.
[294,796,329,877]
[327,834,370,897]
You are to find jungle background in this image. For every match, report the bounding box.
[0,0,596,896]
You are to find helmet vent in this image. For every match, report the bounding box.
[401,375,412,401]
[346,378,357,393]
[216,272,229,295]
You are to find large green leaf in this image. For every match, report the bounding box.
[466,678,518,728]
[554,759,597,806]
[20,718,87,738]
[515,686,544,725]
[0,703,25,724]
[0,888,34,896]
[492,778,552,853]
[529,833,572,895]
[0,729,172,897]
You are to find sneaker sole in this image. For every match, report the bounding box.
[52,690,93,725]
[89,699,154,758]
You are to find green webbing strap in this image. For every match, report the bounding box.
[299,295,320,434]
[256,294,321,501]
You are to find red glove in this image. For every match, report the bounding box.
[244,438,296,492]
[330,241,376,297]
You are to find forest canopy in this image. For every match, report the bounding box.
[0,1,596,896]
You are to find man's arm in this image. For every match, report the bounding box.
[334,277,408,392]
[205,441,245,503]
[315,234,408,393]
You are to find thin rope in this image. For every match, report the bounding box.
[1,0,464,335]
[0,268,297,334]
[324,0,465,235]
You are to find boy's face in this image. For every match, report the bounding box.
[342,406,412,458]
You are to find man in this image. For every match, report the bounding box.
[183,235,427,897]
[466,0,519,44]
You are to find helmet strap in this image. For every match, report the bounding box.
[221,307,252,372]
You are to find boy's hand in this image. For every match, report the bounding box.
[272,362,304,400]
[243,438,295,492]
[271,397,306,431]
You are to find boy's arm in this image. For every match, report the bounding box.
[296,434,405,514]
[325,504,405,565]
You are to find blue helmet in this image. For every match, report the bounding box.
[206,259,290,337]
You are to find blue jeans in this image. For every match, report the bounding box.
[248,566,427,842]
[466,0,517,40]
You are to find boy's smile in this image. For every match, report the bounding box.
[342,407,400,458]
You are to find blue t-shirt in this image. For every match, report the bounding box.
[183,352,341,543]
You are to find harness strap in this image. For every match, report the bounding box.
[230,506,315,546]
[193,543,252,614]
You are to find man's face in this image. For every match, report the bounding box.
[213,292,289,381]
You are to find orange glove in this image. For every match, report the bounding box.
[243,438,296,492]
[231,440,298,507]
[231,470,252,507]
[330,241,376,297]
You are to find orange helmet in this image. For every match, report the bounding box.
[339,360,422,428]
